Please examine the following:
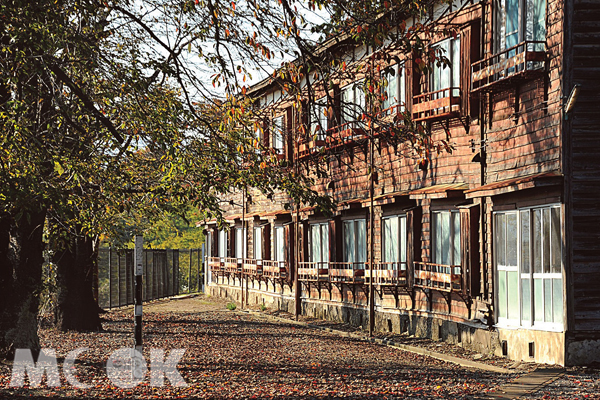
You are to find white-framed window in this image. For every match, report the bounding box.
[274,226,285,264]
[340,80,366,126]
[495,204,563,331]
[253,226,263,260]
[494,0,546,52]
[343,219,366,268]
[235,227,247,259]
[431,37,461,98]
[382,215,407,270]
[309,222,329,265]
[218,230,228,258]
[432,210,461,267]
[272,115,284,154]
[310,97,328,141]
[382,63,406,112]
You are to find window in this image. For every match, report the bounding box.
[340,81,366,126]
[431,37,461,98]
[382,63,406,112]
[274,226,285,263]
[495,205,563,330]
[253,226,263,260]
[272,115,284,154]
[494,0,546,52]
[310,98,328,141]
[432,210,461,266]
[235,227,247,258]
[309,222,329,265]
[382,215,407,270]
[343,219,366,268]
[218,230,228,258]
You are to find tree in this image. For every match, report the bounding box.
[0,0,453,355]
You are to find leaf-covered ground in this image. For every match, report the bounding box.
[0,296,590,399]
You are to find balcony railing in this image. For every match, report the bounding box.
[364,262,408,286]
[329,262,365,283]
[471,41,546,92]
[412,88,461,122]
[413,261,461,292]
[224,257,242,274]
[262,260,288,279]
[243,258,263,275]
[325,123,367,148]
[208,257,223,273]
[298,261,329,281]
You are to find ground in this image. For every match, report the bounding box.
[0,295,598,399]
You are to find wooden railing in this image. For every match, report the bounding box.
[208,257,223,273]
[262,260,288,279]
[298,261,329,281]
[412,87,461,122]
[224,257,242,274]
[243,258,263,276]
[325,124,366,148]
[471,41,546,92]
[329,262,365,283]
[413,261,461,292]
[364,262,408,286]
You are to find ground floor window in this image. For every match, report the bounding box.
[274,226,285,263]
[432,210,461,266]
[495,204,563,330]
[218,230,227,258]
[343,219,366,268]
[382,215,407,270]
[253,226,263,260]
[235,227,247,258]
[309,222,329,265]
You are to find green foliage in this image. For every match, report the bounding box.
[226,302,237,311]
[260,304,267,311]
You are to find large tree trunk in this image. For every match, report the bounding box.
[52,227,102,332]
[0,210,46,357]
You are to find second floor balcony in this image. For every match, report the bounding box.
[412,88,461,122]
[471,41,546,92]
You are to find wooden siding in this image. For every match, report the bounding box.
[567,0,600,333]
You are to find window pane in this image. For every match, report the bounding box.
[521,277,531,324]
[383,217,398,263]
[311,225,321,263]
[552,278,563,325]
[400,216,407,264]
[533,209,543,273]
[434,213,443,264]
[506,0,519,47]
[341,86,353,125]
[506,213,518,267]
[507,270,519,320]
[496,213,506,267]
[534,278,544,322]
[551,207,561,273]
[276,227,285,262]
[543,208,551,273]
[498,271,507,319]
[344,221,355,263]
[254,228,262,260]
[441,212,451,265]
[544,279,552,322]
[236,228,243,258]
[322,224,330,263]
[356,219,367,265]
[452,38,461,96]
[452,211,461,265]
[399,64,406,111]
[521,210,530,274]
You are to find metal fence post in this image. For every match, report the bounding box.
[133,235,143,379]
[108,247,112,309]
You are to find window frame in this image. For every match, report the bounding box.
[494,203,563,332]
[381,214,408,271]
[253,226,263,260]
[493,0,547,53]
[271,115,285,154]
[430,36,461,98]
[382,62,407,113]
[343,218,367,268]
[235,227,247,259]
[310,97,329,141]
[274,225,286,263]
[431,209,461,268]
[340,80,366,127]
[308,222,329,265]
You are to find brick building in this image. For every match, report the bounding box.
[202,0,600,365]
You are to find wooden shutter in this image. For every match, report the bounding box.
[299,221,309,263]
[262,119,270,148]
[460,205,481,297]
[328,219,336,262]
[461,20,481,117]
[225,230,230,257]
[211,228,218,257]
[407,207,422,288]
[283,224,294,280]
[262,223,271,260]
[230,227,236,258]
[332,85,341,128]
[285,107,294,161]
[300,100,309,140]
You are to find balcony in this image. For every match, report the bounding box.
[243,258,263,276]
[471,41,546,92]
[364,262,408,286]
[325,124,367,149]
[298,262,329,281]
[329,262,365,284]
[412,88,461,122]
[413,261,461,292]
[262,260,288,280]
[224,257,242,274]
[208,257,224,273]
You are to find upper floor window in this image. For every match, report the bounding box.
[343,219,366,268]
[382,215,407,270]
[431,37,461,97]
[271,115,284,154]
[495,204,562,330]
[309,222,329,265]
[310,97,328,141]
[382,63,406,112]
[340,81,366,127]
[494,0,546,52]
[432,210,461,266]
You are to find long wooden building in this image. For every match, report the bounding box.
[202,0,600,365]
